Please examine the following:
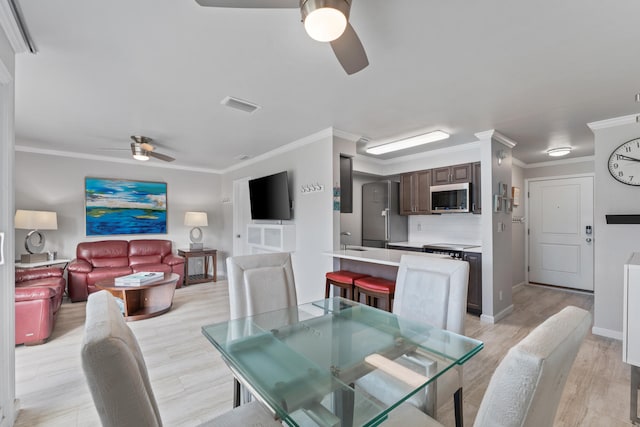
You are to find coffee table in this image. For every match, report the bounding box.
[95,272,179,321]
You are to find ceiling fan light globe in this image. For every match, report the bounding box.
[304,7,347,42]
[133,153,149,161]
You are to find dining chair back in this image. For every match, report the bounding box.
[356,254,469,426]
[226,252,297,320]
[473,305,591,427]
[81,290,281,427]
[393,254,469,334]
[380,306,592,427]
[226,252,298,406]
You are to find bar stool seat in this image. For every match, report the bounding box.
[354,276,396,312]
[325,270,370,300]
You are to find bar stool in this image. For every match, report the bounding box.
[325,270,370,300]
[354,276,396,312]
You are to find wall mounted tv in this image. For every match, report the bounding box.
[248,171,292,220]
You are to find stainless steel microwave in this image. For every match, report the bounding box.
[430,182,470,213]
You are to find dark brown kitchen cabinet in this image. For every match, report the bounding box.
[471,161,481,214]
[463,251,482,315]
[339,155,353,213]
[400,169,431,215]
[432,163,472,185]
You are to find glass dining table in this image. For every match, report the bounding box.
[202,297,483,427]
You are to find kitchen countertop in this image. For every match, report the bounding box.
[388,241,483,254]
[325,248,449,267]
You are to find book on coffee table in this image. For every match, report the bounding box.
[115,272,164,286]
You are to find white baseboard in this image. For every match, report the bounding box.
[592,326,622,341]
[0,399,19,427]
[480,304,514,324]
[512,282,526,291]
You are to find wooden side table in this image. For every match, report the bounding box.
[177,248,217,286]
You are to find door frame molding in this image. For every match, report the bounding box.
[232,176,252,256]
[524,173,595,286]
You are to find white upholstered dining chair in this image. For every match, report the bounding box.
[381,305,592,427]
[81,290,281,427]
[225,252,298,405]
[356,254,470,426]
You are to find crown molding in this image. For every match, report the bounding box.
[587,114,639,131]
[332,128,361,142]
[222,127,333,173]
[0,0,34,54]
[512,157,526,168]
[520,155,594,169]
[474,129,518,148]
[15,145,222,174]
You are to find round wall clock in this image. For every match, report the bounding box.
[608,137,640,186]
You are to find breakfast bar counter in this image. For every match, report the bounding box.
[324,248,448,281]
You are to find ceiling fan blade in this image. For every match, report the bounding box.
[330,23,369,75]
[148,151,175,162]
[195,0,298,8]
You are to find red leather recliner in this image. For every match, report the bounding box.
[67,239,185,302]
[15,267,66,345]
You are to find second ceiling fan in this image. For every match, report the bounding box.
[195,0,369,75]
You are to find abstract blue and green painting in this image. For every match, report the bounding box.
[85,177,167,236]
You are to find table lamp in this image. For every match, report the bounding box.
[184,211,208,250]
[15,209,58,263]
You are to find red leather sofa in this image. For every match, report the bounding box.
[15,267,66,345]
[67,239,185,302]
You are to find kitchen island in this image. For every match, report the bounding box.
[325,247,482,315]
[324,247,448,281]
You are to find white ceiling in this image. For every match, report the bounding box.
[13,0,640,171]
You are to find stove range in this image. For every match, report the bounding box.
[422,243,478,258]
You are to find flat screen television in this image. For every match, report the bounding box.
[248,171,292,220]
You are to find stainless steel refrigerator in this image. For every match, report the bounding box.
[362,181,408,248]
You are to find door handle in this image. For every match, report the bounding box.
[586,237,592,243]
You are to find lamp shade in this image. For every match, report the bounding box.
[184,211,208,227]
[15,210,58,230]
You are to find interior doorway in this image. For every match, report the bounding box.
[527,175,594,291]
[232,176,252,256]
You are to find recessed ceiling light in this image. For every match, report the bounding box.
[366,131,450,155]
[547,147,572,157]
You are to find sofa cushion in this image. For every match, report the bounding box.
[129,240,171,258]
[77,240,129,268]
[87,267,133,285]
[129,255,162,267]
[131,264,171,275]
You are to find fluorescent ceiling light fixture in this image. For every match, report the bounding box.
[302,0,349,42]
[366,131,450,155]
[547,147,572,157]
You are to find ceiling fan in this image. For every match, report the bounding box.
[195,0,369,75]
[130,136,175,162]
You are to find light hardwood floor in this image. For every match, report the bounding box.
[14,282,632,426]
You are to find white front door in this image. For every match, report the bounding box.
[232,177,252,256]
[528,176,594,291]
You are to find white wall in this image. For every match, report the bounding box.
[408,214,482,244]
[590,119,640,338]
[511,164,525,286]
[479,133,514,321]
[14,151,223,275]
[220,132,334,304]
[0,24,16,427]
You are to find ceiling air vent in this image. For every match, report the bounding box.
[221,96,261,114]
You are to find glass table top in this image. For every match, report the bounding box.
[202,297,483,427]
